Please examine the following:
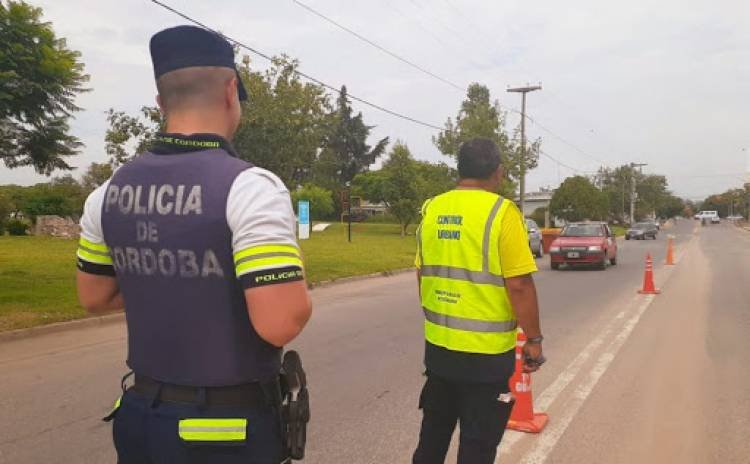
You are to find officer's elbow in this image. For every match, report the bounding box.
[246,282,312,347]
[77,271,122,314]
[261,301,311,347]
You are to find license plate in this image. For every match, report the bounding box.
[567,252,580,258]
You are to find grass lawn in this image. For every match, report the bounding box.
[0,222,418,332]
[0,236,82,331]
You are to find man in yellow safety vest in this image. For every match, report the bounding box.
[412,137,545,464]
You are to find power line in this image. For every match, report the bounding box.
[291,0,464,92]
[293,0,615,171]
[149,0,444,131]
[525,116,609,166]
[539,149,582,173]
[151,0,618,173]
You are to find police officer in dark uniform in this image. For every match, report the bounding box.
[76,26,312,463]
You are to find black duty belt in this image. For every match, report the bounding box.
[133,374,270,408]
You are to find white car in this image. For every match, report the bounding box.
[695,210,720,224]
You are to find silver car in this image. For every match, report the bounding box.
[526,219,544,258]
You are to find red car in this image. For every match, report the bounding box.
[549,222,618,270]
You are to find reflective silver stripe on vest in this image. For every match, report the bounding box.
[420,265,505,287]
[482,197,505,272]
[423,307,517,333]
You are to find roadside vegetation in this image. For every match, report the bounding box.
[0,223,417,331]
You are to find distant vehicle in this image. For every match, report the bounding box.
[727,215,744,221]
[549,222,617,270]
[626,222,659,240]
[647,219,661,230]
[525,219,543,258]
[695,211,719,223]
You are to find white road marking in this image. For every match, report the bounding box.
[519,295,655,464]
[497,229,696,463]
[497,308,630,457]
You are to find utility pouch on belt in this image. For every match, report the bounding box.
[280,350,310,460]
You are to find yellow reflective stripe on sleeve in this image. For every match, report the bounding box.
[77,237,113,265]
[79,237,110,253]
[233,244,300,263]
[178,418,247,442]
[234,244,303,276]
[236,256,304,276]
[77,247,113,265]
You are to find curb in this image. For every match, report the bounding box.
[0,268,416,343]
[0,312,125,343]
[308,267,415,289]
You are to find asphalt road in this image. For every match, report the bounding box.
[1,219,747,463]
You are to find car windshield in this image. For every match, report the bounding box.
[633,223,650,229]
[561,224,603,237]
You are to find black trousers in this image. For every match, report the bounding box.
[113,389,284,464]
[412,374,514,464]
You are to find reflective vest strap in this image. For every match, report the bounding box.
[420,265,505,287]
[423,307,517,333]
[482,197,505,272]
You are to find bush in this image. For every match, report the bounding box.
[7,219,29,236]
[291,184,335,221]
[529,207,547,226]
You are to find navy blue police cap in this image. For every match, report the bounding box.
[149,25,247,101]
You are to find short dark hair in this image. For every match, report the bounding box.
[457,138,502,179]
[156,66,235,114]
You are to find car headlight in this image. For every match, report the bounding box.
[588,245,602,251]
[550,246,560,253]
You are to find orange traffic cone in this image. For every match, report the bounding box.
[665,236,675,265]
[506,331,549,433]
[638,253,661,294]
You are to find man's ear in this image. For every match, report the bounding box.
[156,94,165,114]
[226,76,239,107]
[494,165,504,183]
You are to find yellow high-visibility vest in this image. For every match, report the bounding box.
[417,189,517,355]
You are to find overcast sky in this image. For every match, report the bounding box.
[3,0,749,199]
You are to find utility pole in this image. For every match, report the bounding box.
[630,162,647,225]
[507,84,542,216]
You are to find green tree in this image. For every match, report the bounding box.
[0,1,89,174]
[353,142,420,236]
[291,184,335,221]
[549,176,608,222]
[701,188,747,218]
[80,162,113,193]
[317,86,389,189]
[0,191,12,229]
[414,161,457,201]
[657,194,685,219]
[0,184,27,216]
[636,174,668,218]
[434,83,531,198]
[504,125,540,190]
[596,165,634,223]
[15,175,85,221]
[104,106,163,165]
[234,56,331,187]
